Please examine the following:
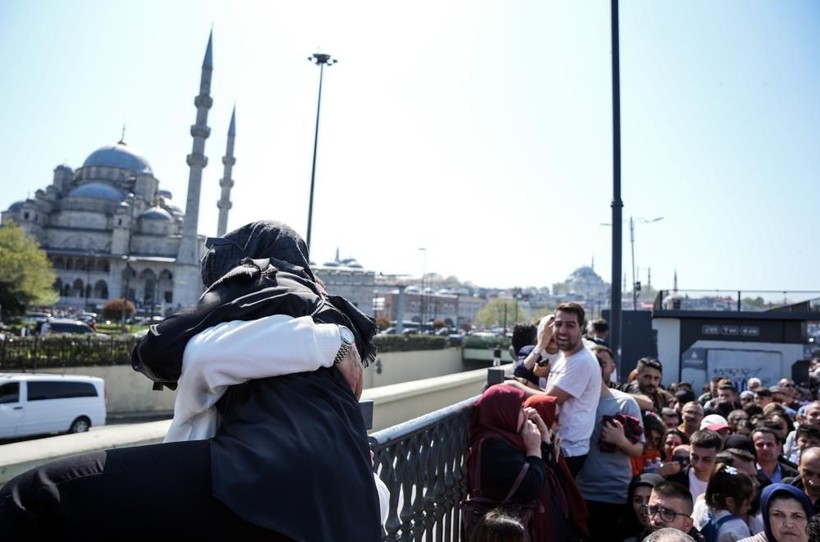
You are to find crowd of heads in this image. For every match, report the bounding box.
[482,314,820,541]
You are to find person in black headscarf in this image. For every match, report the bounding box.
[0,220,384,541]
[620,473,666,542]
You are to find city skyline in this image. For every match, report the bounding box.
[1,1,818,295]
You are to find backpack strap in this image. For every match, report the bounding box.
[501,463,530,504]
[471,434,531,502]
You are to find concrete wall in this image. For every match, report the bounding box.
[28,348,466,414]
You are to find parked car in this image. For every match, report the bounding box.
[0,373,107,439]
[39,318,108,338]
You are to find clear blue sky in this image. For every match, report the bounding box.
[1,1,818,299]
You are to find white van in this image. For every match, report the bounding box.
[0,373,107,439]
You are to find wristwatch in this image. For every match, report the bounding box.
[334,325,356,365]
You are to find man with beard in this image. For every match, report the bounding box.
[538,301,602,476]
[622,357,673,414]
[680,401,706,438]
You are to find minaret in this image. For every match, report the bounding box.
[175,31,213,307]
[216,106,236,237]
[673,270,678,292]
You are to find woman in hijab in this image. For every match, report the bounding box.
[0,220,384,541]
[619,473,665,542]
[523,395,591,541]
[738,483,813,542]
[464,384,551,541]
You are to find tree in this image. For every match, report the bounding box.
[474,298,527,329]
[101,298,136,323]
[742,296,765,309]
[0,221,58,316]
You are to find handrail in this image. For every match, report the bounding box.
[370,395,479,542]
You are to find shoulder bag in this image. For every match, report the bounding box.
[460,437,538,542]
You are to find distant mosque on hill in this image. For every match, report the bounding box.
[0,32,234,314]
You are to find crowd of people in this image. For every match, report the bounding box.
[464,303,820,542]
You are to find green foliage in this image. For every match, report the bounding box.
[0,334,139,371]
[463,335,511,350]
[0,221,58,316]
[101,298,136,322]
[372,334,448,352]
[474,298,526,328]
[0,330,451,370]
[742,296,766,308]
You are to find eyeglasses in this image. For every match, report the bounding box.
[642,504,689,523]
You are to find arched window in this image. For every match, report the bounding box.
[95,280,109,300]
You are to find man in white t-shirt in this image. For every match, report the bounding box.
[538,301,602,476]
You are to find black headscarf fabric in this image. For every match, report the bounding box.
[132,220,378,387]
[201,220,315,287]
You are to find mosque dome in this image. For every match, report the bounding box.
[140,206,172,221]
[67,182,126,202]
[8,201,25,212]
[82,142,153,174]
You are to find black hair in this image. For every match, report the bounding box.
[690,430,723,451]
[637,357,663,374]
[653,481,694,515]
[705,464,755,512]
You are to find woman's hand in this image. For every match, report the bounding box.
[335,347,364,400]
[536,315,555,352]
[525,407,551,443]
[521,420,543,457]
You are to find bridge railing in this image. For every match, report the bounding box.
[368,369,503,542]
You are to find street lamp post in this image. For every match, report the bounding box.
[305,52,338,251]
[418,247,426,332]
[120,193,135,330]
[609,0,624,366]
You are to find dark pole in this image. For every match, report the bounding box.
[306,53,337,251]
[120,193,135,331]
[610,0,624,371]
[630,216,637,310]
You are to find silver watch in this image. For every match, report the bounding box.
[333,325,355,365]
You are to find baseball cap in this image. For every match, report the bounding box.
[700,414,730,432]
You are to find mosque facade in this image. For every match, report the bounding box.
[0,33,235,317]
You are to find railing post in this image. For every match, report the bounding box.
[359,399,374,430]
[487,367,505,386]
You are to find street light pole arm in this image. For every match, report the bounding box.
[305,53,337,252]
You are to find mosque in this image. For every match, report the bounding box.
[0,33,235,316]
